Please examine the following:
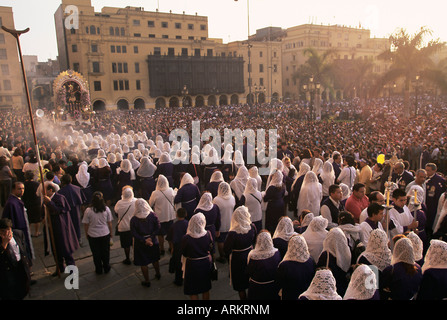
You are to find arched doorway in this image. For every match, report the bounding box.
[272,92,279,103]
[246,93,254,105]
[230,94,239,105]
[169,97,179,108]
[117,99,129,110]
[219,95,228,106]
[155,97,166,109]
[195,96,205,107]
[182,96,192,108]
[93,100,106,111]
[134,98,146,110]
[208,95,217,107]
[258,93,266,104]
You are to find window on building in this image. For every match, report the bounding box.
[120,27,125,36]
[162,35,168,39]
[175,23,181,29]
[119,80,124,91]
[148,20,154,27]
[113,80,118,91]
[154,47,161,55]
[176,35,182,39]
[112,63,117,73]
[161,21,168,28]
[207,49,213,56]
[91,44,98,53]
[72,44,78,53]
[273,51,277,58]
[181,48,188,56]
[73,63,80,72]
[70,28,76,35]
[188,36,194,40]
[134,33,141,37]
[0,34,4,44]
[117,46,121,53]
[118,63,123,73]
[136,80,141,90]
[3,80,11,90]
[135,62,140,73]
[94,81,101,91]
[273,64,277,72]
[149,34,156,38]
[92,62,100,73]
[115,27,119,35]
[1,64,9,75]
[133,20,140,26]
[111,45,115,53]
[194,49,201,56]
[122,46,127,53]
[260,51,263,57]
[110,27,114,35]
[259,78,264,86]
[123,63,128,73]
[168,48,175,56]
[188,24,194,30]
[134,46,139,53]
[201,37,206,40]
[200,24,206,31]
[259,64,264,72]
[90,26,96,35]
[125,80,129,90]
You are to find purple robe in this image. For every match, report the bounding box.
[380,262,423,300]
[174,183,201,220]
[57,183,86,240]
[416,268,447,300]
[223,225,257,291]
[276,258,316,300]
[2,194,33,260]
[181,233,213,295]
[272,237,289,260]
[44,193,79,258]
[156,163,174,187]
[130,213,161,266]
[247,251,281,300]
[193,205,221,254]
[263,185,286,234]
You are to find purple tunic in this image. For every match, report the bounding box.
[272,237,289,260]
[96,167,114,201]
[156,163,175,187]
[416,268,447,300]
[174,183,201,220]
[205,181,221,199]
[247,251,281,300]
[380,262,423,300]
[138,176,156,201]
[130,213,161,266]
[276,258,316,300]
[57,184,86,240]
[263,185,286,234]
[181,233,213,295]
[193,205,221,254]
[223,225,257,291]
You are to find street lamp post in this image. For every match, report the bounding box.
[181,85,189,108]
[413,75,422,116]
[302,76,320,121]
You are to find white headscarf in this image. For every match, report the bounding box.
[127,153,140,170]
[391,237,416,266]
[233,150,245,168]
[267,169,283,189]
[98,158,110,169]
[357,229,391,272]
[133,149,142,160]
[217,182,232,200]
[89,158,99,168]
[434,193,447,234]
[186,212,207,239]
[119,159,136,180]
[156,175,169,192]
[320,161,335,190]
[196,192,214,212]
[179,173,195,189]
[210,170,224,183]
[339,183,351,200]
[302,216,328,262]
[273,216,297,241]
[297,171,322,217]
[343,264,377,300]
[230,165,249,199]
[76,163,90,188]
[229,206,252,235]
[158,152,172,165]
[422,239,447,274]
[407,231,423,262]
[107,152,116,164]
[97,149,106,159]
[121,186,134,201]
[247,231,278,262]
[291,162,311,190]
[222,144,234,164]
[321,227,352,272]
[312,158,323,176]
[299,269,342,300]
[133,198,153,219]
[243,177,259,196]
[301,212,315,228]
[115,153,123,163]
[248,166,262,192]
[281,234,310,263]
[137,156,156,178]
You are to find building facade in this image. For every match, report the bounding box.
[0,6,26,110]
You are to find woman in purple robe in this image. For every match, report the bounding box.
[174,173,201,220]
[380,237,423,300]
[74,162,94,205]
[417,239,447,300]
[117,159,135,193]
[246,230,281,300]
[181,212,213,300]
[155,153,175,188]
[205,170,224,199]
[130,199,161,287]
[136,157,156,201]
[276,234,316,300]
[263,170,286,235]
[223,206,257,300]
[96,159,114,204]
[272,216,297,260]
[193,192,221,256]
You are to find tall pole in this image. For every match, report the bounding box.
[2,26,61,277]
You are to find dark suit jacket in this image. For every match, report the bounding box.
[0,229,31,300]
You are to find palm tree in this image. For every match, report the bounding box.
[377,26,446,116]
[421,57,447,97]
[292,47,338,100]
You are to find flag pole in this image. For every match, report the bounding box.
[2,26,61,278]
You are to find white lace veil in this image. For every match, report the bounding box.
[186,212,207,239]
[281,234,310,263]
[179,173,195,189]
[422,239,447,274]
[134,198,153,219]
[273,216,297,241]
[217,182,232,200]
[299,269,342,300]
[156,174,169,192]
[210,170,224,183]
[322,227,352,272]
[357,229,391,271]
[137,156,156,178]
[391,237,415,266]
[343,264,377,300]
[297,171,322,217]
[247,231,278,262]
[230,165,249,199]
[229,206,252,235]
[407,231,423,262]
[196,192,214,212]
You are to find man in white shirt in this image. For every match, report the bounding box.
[405,169,427,203]
[359,191,386,223]
[388,189,418,240]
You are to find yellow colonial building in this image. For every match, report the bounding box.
[0,6,26,110]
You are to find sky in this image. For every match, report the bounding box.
[1,0,446,61]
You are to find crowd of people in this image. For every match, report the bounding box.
[1,95,447,300]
